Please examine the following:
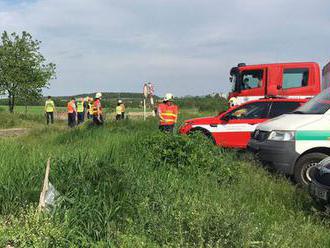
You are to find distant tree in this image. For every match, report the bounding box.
[0,31,56,112]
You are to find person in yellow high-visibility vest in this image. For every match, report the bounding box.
[77,97,85,124]
[44,96,55,125]
[116,100,122,120]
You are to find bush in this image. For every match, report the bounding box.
[176,96,228,113]
[141,132,241,185]
[0,207,69,247]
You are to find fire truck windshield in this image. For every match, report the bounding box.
[231,69,263,92]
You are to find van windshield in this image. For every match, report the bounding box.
[292,88,330,114]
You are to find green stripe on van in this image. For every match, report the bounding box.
[296,131,330,141]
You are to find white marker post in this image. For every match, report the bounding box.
[143,98,146,121]
[143,83,148,121]
[38,158,51,212]
[148,82,156,117]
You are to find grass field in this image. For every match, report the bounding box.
[0,105,161,115]
[0,110,329,247]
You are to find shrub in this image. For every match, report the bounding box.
[176,96,228,113]
[0,207,69,247]
[141,132,241,185]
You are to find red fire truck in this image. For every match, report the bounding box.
[228,62,329,105]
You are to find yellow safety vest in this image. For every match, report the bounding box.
[45,100,55,112]
[116,106,122,115]
[77,101,84,113]
[88,103,93,115]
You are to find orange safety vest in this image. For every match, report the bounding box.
[92,99,102,115]
[158,103,179,125]
[67,101,75,114]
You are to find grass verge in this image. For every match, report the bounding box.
[0,119,329,247]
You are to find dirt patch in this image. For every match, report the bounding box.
[127,112,155,119]
[55,112,67,121]
[0,128,28,137]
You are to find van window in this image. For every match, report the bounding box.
[283,68,309,89]
[268,102,301,118]
[241,70,263,90]
[223,102,270,120]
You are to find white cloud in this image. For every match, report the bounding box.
[0,0,330,96]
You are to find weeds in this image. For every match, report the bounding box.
[0,119,329,247]
[142,132,240,185]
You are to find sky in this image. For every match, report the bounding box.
[0,0,330,97]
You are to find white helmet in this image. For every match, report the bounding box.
[164,93,174,101]
[228,97,238,107]
[95,92,102,99]
[118,100,122,103]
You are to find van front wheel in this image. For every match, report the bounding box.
[294,153,328,186]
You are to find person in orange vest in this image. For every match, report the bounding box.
[157,93,179,133]
[92,92,103,125]
[67,97,77,128]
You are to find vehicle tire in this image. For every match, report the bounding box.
[294,153,328,186]
[189,129,216,144]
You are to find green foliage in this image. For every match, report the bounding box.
[142,132,240,184]
[0,207,69,247]
[176,95,228,113]
[0,31,56,112]
[0,111,45,128]
[0,119,329,247]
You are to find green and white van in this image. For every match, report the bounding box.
[248,88,330,185]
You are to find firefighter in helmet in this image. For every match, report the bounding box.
[157,93,179,133]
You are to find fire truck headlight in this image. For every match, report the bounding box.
[268,131,295,141]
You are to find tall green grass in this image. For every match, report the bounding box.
[0,112,48,128]
[0,120,329,247]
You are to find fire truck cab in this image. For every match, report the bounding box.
[229,62,322,105]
